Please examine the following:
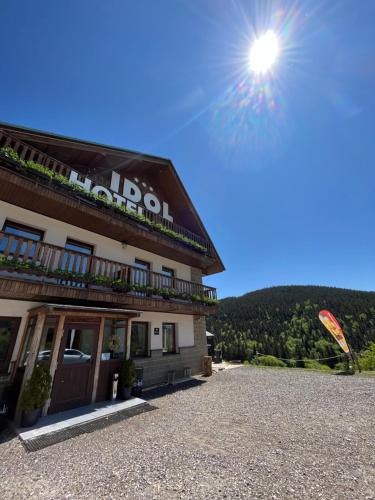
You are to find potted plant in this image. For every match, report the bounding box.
[119,359,136,400]
[111,279,132,293]
[20,364,51,427]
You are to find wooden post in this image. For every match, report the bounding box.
[43,315,65,416]
[126,319,132,360]
[14,313,46,425]
[91,317,105,403]
[10,314,32,381]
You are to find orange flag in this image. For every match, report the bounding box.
[318,310,350,354]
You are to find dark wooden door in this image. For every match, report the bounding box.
[49,322,99,413]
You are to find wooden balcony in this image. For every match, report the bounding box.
[0,231,217,315]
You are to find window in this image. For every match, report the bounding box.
[62,327,96,364]
[161,267,174,288]
[134,259,150,288]
[37,316,58,365]
[0,221,44,257]
[101,319,127,361]
[65,239,93,256]
[162,323,177,354]
[134,259,150,271]
[2,221,44,241]
[61,238,93,287]
[0,317,21,374]
[131,322,149,357]
[19,316,37,367]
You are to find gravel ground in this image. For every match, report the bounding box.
[0,367,374,500]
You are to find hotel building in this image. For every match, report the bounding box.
[0,123,224,418]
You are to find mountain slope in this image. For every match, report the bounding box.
[207,285,375,365]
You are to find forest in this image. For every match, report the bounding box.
[207,285,375,368]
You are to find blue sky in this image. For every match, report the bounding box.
[1,0,374,298]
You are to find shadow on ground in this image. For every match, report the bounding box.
[0,416,16,444]
[143,378,206,401]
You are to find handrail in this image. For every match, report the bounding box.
[0,231,217,300]
[0,129,212,254]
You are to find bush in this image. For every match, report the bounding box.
[334,361,347,371]
[253,355,286,368]
[119,359,136,388]
[303,360,331,371]
[285,359,297,368]
[358,343,375,371]
[20,364,52,411]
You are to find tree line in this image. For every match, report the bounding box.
[207,285,375,368]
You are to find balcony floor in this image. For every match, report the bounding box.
[0,274,217,315]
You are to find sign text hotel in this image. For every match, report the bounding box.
[69,170,173,222]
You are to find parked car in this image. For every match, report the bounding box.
[37,349,91,363]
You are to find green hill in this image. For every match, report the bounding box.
[207,285,375,367]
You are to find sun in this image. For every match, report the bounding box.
[249,30,280,75]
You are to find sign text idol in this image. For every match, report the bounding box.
[69,170,173,222]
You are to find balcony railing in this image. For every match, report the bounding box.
[0,231,217,305]
[0,129,212,255]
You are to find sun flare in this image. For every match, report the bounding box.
[249,30,280,74]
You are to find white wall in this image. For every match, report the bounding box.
[0,200,192,281]
[0,300,195,369]
[0,202,196,360]
[133,311,195,350]
[0,299,42,371]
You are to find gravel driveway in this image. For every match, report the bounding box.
[1,367,374,499]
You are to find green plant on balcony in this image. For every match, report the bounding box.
[111,279,132,293]
[0,255,218,306]
[91,274,113,286]
[0,256,46,274]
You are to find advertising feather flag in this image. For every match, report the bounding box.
[318,310,350,354]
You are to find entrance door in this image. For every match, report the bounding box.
[49,322,99,413]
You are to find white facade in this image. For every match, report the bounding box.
[0,199,196,370]
[0,298,195,367]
